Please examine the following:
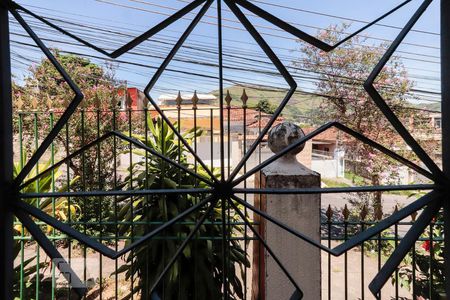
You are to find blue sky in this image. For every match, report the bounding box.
[10,0,441,104]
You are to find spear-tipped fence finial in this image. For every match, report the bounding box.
[16,93,24,111]
[94,95,101,110]
[30,95,38,111]
[374,206,383,221]
[360,205,368,221]
[342,204,350,221]
[46,94,53,111]
[176,90,183,109]
[192,90,199,110]
[326,205,333,222]
[126,90,132,110]
[241,89,248,109]
[225,90,232,108]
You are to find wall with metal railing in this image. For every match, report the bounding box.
[11,103,442,299]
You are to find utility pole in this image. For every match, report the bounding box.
[0,0,14,299]
[441,0,450,296]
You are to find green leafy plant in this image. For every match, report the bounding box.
[114,117,250,300]
[394,215,445,299]
[13,157,80,299]
[387,192,445,299]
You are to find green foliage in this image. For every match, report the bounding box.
[392,194,445,298]
[297,23,428,210]
[14,50,125,235]
[255,98,276,114]
[321,178,351,188]
[113,117,249,300]
[344,171,365,186]
[14,157,80,299]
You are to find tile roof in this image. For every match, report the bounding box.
[303,127,338,141]
[224,107,285,128]
[224,107,267,122]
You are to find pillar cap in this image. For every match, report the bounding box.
[268,122,305,157]
[264,122,316,176]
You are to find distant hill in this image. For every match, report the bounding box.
[413,102,441,112]
[211,84,324,124]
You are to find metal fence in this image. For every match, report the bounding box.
[13,104,263,300]
[2,0,450,299]
[322,205,444,300]
[10,105,443,299]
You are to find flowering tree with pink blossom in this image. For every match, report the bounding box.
[295,24,433,212]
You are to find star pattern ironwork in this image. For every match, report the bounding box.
[6,0,445,298]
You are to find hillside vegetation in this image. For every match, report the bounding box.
[211,84,324,124]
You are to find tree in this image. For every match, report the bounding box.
[255,98,275,114]
[294,24,426,211]
[15,50,123,232]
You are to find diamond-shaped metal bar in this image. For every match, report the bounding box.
[7,2,220,295]
[231,191,439,256]
[10,0,207,59]
[230,0,413,52]
[225,0,297,182]
[14,194,213,260]
[234,121,438,186]
[14,209,87,297]
[369,197,442,297]
[363,0,444,178]
[6,0,446,298]
[9,1,217,185]
[10,9,84,187]
[227,0,442,183]
[229,199,304,299]
[143,0,218,182]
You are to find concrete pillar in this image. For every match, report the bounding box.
[252,122,321,300]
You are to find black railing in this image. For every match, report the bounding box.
[1,0,449,299]
[322,205,445,299]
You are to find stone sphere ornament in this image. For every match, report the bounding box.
[265,122,309,175]
[268,122,306,156]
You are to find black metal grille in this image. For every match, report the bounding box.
[0,0,449,299]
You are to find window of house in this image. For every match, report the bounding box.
[434,117,442,129]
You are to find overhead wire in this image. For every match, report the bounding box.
[10,0,442,116]
[9,11,442,91]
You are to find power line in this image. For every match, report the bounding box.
[19,3,442,70]
[9,2,442,104]
[10,29,441,100]
[10,9,442,89]
[249,0,439,36]
[97,0,441,51]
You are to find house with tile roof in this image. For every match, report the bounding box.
[118,87,344,178]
